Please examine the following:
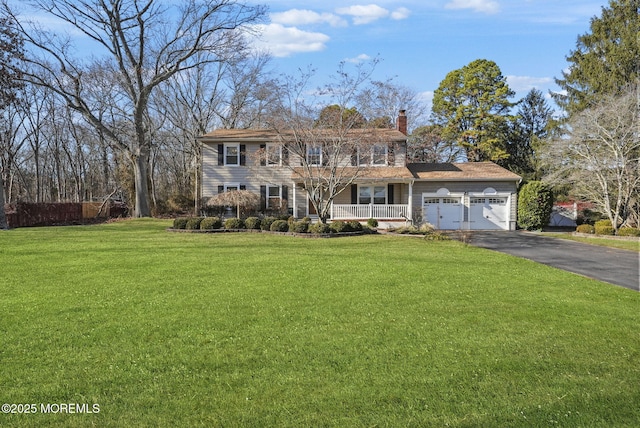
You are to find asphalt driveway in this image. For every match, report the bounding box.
[466,231,639,291]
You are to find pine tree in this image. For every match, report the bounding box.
[554,0,639,113]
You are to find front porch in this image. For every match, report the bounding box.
[330,203,410,221]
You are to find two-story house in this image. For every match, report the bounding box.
[198,111,522,230]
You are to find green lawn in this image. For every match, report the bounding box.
[1,219,639,427]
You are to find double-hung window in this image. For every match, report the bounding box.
[358,185,386,205]
[358,144,387,166]
[225,144,240,166]
[307,145,322,166]
[267,185,281,208]
[266,144,281,166]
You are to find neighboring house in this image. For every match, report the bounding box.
[198,111,522,230]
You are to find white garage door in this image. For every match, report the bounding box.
[423,197,462,229]
[470,197,508,230]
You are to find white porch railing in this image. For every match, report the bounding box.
[331,204,409,220]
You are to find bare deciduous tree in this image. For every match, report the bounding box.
[542,86,639,230]
[7,0,265,217]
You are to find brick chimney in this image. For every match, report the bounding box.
[397,110,407,135]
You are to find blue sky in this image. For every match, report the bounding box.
[246,0,605,113]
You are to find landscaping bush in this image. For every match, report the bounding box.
[309,222,331,234]
[260,216,276,231]
[576,224,595,234]
[270,219,289,232]
[329,220,350,233]
[367,218,378,228]
[185,217,204,230]
[616,227,640,237]
[244,217,261,230]
[173,217,188,229]
[224,217,245,230]
[594,219,614,235]
[518,181,554,230]
[200,217,222,230]
[347,220,363,232]
[290,220,310,233]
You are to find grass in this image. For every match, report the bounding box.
[1,219,639,427]
[541,232,640,252]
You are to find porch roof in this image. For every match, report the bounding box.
[291,166,414,181]
[408,162,521,181]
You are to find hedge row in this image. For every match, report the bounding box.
[172,216,373,234]
[576,220,640,236]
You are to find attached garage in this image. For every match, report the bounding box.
[410,163,522,231]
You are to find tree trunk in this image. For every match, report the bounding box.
[132,153,151,218]
[0,175,8,229]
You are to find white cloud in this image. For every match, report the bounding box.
[345,53,371,63]
[391,7,411,20]
[270,9,347,27]
[506,75,553,92]
[335,4,390,25]
[251,24,330,57]
[445,0,500,14]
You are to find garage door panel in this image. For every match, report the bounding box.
[470,197,508,230]
[423,197,462,229]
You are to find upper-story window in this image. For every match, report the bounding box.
[266,144,281,166]
[225,144,239,166]
[307,145,322,166]
[358,144,387,166]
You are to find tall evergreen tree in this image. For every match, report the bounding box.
[502,89,554,180]
[431,59,515,162]
[554,0,639,113]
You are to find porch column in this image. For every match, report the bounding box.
[408,180,413,221]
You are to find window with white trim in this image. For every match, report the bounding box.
[266,144,281,166]
[307,145,322,166]
[267,185,282,208]
[225,144,239,166]
[358,144,387,166]
[359,185,386,205]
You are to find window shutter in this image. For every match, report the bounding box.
[260,185,266,211]
[240,144,246,165]
[239,184,246,190]
[282,145,289,165]
[218,185,224,194]
[321,144,329,166]
[388,184,394,204]
[350,148,358,166]
[217,144,224,165]
[301,143,306,166]
[260,144,266,166]
[388,143,395,166]
[351,185,358,204]
[282,185,288,203]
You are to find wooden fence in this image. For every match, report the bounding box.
[4,202,128,228]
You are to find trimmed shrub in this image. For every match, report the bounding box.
[594,219,614,235]
[348,220,363,232]
[200,217,222,230]
[185,217,204,230]
[329,220,349,233]
[617,227,640,237]
[367,218,378,228]
[576,224,595,234]
[309,222,331,234]
[290,221,310,233]
[173,217,188,229]
[244,217,262,230]
[224,217,245,229]
[270,219,289,232]
[260,216,276,231]
[518,181,554,230]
